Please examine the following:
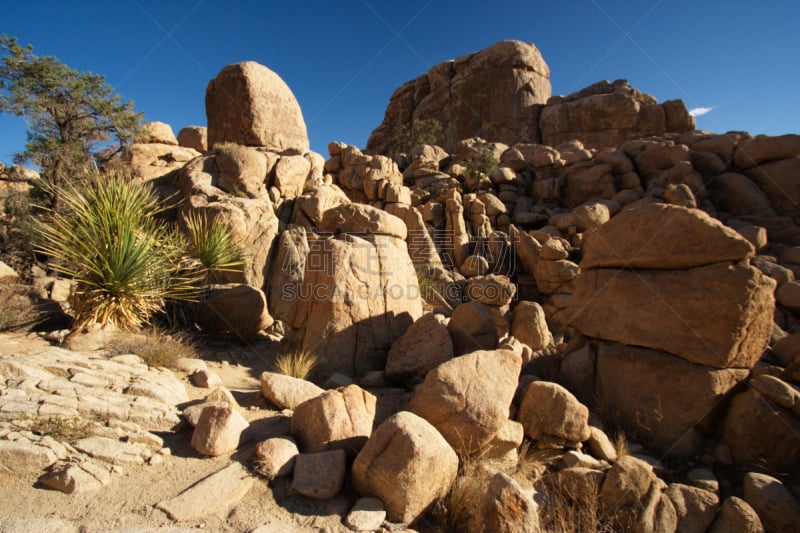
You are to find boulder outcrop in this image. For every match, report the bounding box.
[206,61,309,153]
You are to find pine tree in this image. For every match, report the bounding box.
[0,35,141,211]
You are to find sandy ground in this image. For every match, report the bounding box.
[0,332,404,533]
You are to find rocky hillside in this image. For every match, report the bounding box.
[2,39,800,532]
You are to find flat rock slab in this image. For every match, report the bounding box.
[0,518,78,533]
[74,436,153,465]
[157,462,255,522]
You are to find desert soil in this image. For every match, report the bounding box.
[0,331,398,533]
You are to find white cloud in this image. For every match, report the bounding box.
[689,106,714,117]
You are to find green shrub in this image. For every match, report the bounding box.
[34,172,202,329]
[462,152,499,180]
[0,189,37,278]
[389,118,443,156]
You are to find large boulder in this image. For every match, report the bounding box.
[282,233,423,378]
[385,312,454,384]
[290,384,376,458]
[366,40,551,153]
[352,411,458,525]
[407,349,521,456]
[516,381,590,446]
[206,61,309,152]
[137,121,178,145]
[196,284,273,341]
[540,79,694,148]
[718,381,800,472]
[568,262,775,369]
[580,203,755,270]
[595,343,747,457]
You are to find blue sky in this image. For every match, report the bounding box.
[2,0,799,165]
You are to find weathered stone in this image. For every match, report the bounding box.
[743,472,800,533]
[777,280,800,311]
[0,440,58,474]
[367,40,551,153]
[746,158,800,213]
[708,496,764,533]
[177,125,208,152]
[0,261,20,284]
[74,436,152,465]
[290,384,376,458]
[190,369,222,389]
[596,343,747,457]
[711,173,774,215]
[719,387,800,472]
[352,411,458,525]
[734,134,800,169]
[511,301,552,352]
[260,372,323,410]
[385,312,453,384]
[464,275,516,306]
[469,472,539,533]
[587,425,618,463]
[568,262,775,369]
[137,121,178,145]
[0,518,78,533]
[345,497,387,532]
[533,258,580,294]
[447,302,499,355]
[556,467,605,503]
[273,154,312,200]
[666,483,719,533]
[206,61,309,152]
[215,144,268,198]
[517,381,590,444]
[540,80,692,148]
[283,233,422,379]
[125,370,189,405]
[581,203,754,269]
[190,404,249,456]
[408,349,521,456]
[39,462,111,494]
[197,284,273,342]
[252,437,299,480]
[292,449,347,500]
[157,463,254,521]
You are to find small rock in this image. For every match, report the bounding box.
[345,497,387,531]
[253,437,299,480]
[191,404,249,456]
[260,372,324,409]
[666,483,719,533]
[687,467,718,494]
[204,386,241,408]
[190,369,223,388]
[587,425,618,462]
[709,496,764,533]
[292,449,347,500]
[39,462,110,494]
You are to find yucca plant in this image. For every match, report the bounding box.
[34,172,202,329]
[183,210,243,281]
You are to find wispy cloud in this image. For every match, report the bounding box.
[689,106,714,117]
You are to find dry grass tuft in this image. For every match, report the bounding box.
[273,350,317,380]
[108,329,199,369]
[536,471,614,533]
[0,284,42,331]
[613,430,630,458]
[27,415,98,445]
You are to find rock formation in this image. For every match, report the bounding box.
[205,61,309,153]
[367,40,551,153]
